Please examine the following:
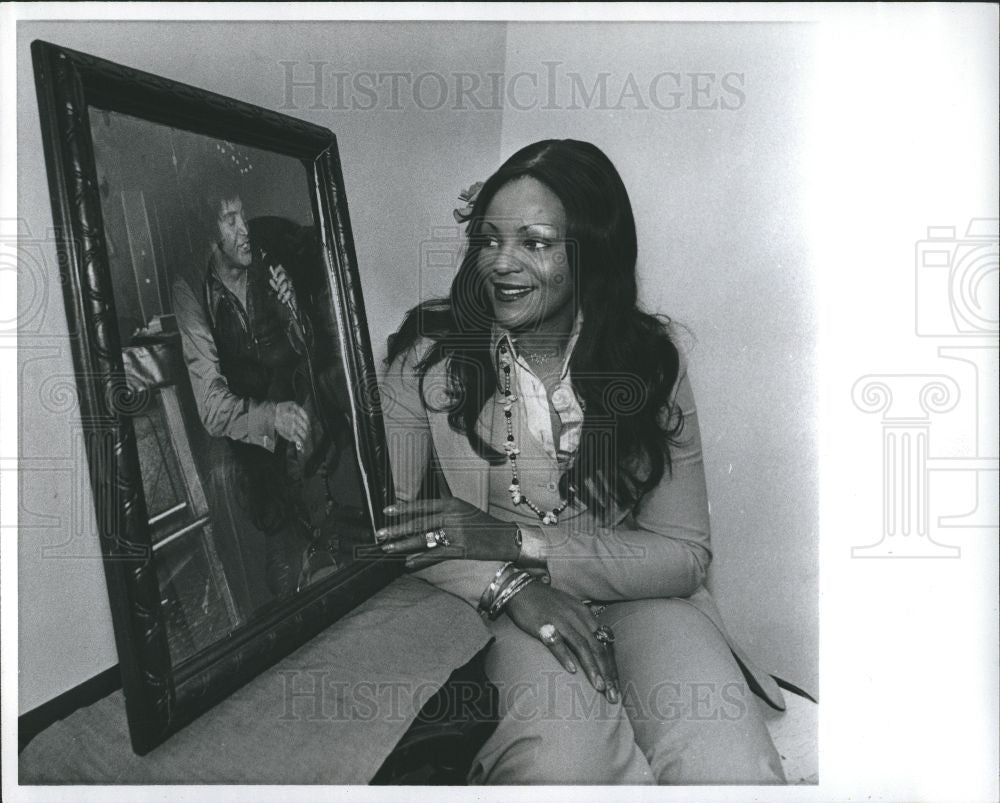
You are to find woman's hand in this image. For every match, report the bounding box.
[504,581,620,704]
[377,498,520,569]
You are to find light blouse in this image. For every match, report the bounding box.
[382,327,711,606]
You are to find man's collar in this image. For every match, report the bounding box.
[204,250,254,320]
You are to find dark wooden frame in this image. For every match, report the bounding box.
[31,40,398,754]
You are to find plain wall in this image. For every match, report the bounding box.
[499,22,818,693]
[17,20,507,714]
[17,20,818,713]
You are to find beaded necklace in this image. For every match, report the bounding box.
[499,342,576,525]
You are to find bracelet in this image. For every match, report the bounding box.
[482,566,521,616]
[487,567,523,613]
[488,570,536,620]
[478,561,516,613]
[489,574,535,619]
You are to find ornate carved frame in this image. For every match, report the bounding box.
[31,40,398,754]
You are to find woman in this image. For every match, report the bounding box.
[378,139,786,784]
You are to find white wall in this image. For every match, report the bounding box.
[18,19,818,713]
[17,20,507,714]
[499,22,818,693]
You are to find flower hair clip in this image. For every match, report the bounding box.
[453,181,484,223]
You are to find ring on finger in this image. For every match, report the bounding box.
[423,528,449,549]
[537,623,558,645]
[594,625,615,645]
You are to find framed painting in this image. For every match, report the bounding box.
[31,39,398,754]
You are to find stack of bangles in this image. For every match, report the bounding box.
[478,561,536,620]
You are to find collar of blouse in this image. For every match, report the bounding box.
[488,310,584,378]
[488,311,585,463]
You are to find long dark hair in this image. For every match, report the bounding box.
[386,139,682,519]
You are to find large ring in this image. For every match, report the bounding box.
[594,625,616,645]
[537,623,558,645]
[424,528,450,549]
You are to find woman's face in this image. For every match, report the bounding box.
[477,176,575,334]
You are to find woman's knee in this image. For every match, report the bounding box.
[606,598,739,677]
[605,597,718,639]
[473,668,652,784]
[474,621,653,784]
[600,599,785,784]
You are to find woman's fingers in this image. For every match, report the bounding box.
[540,631,578,675]
[575,611,620,704]
[601,641,621,704]
[375,515,445,543]
[383,499,449,517]
[402,547,463,571]
[379,534,427,554]
[562,614,620,703]
[587,622,620,703]
[560,628,606,694]
[403,552,444,571]
[377,502,448,540]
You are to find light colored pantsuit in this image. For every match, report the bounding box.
[382,334,786,784]
[471,601,784,784]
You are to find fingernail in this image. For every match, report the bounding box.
[607,687,618,704]
[595,675,605,691]
[566,661,577,674]
[383,505,397,515]
[404,559,415,569]
[381,543,394,553]
[375,528,389,541]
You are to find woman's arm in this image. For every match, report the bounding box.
[381,340,433,503]
[381,340,509,606]
[381,343,712,604]
[519,360,712,602]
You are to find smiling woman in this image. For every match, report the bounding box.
[476,177,575,337]
[379,139,788,784]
